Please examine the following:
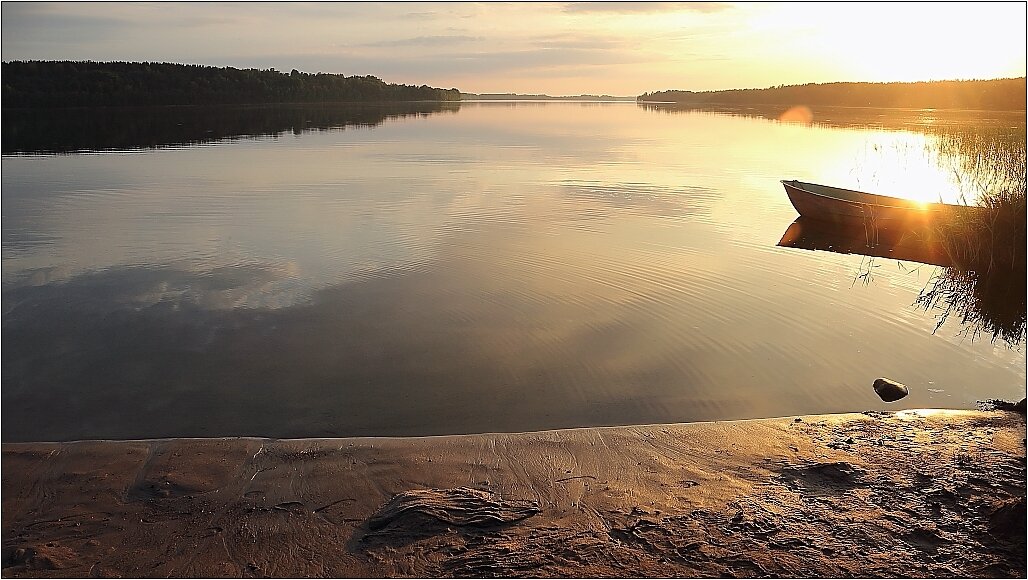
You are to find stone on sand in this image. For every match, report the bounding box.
[873,378,908,402]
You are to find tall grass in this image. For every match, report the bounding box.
[915,127,1026,346]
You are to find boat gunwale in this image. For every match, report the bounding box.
[780,179,973,213]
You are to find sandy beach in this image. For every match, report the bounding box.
[2,409,1025,578]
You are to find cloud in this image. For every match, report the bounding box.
[1,6,129,46]
[162,15,235,29]
[358,35,483,48]
[562,2,731,14]
[398,11,440,20]
[417,46,645,74]
[526,34,628,51]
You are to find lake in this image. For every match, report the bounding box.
[2,102,1024,441]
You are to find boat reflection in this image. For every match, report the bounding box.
[777,217,1025,345]
[777,217,951,268]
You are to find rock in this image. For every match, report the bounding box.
[986,496,1026,538]
[977,399,1025,413]
[873,378,908,402]
[367,487,540,531]
[5,544,79,571]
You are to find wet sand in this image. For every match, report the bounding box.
[2,409,1025,577]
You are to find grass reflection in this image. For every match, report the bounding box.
[779,214,1025,346]
[917,123,1026,346]
[916,262,1025,346]
[775,108,1026,346]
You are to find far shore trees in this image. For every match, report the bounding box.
[1,61,462,108]
[638,78,1027,111]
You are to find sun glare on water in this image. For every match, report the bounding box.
[812,131,973,205]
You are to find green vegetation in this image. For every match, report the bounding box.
[640,78,1026,111]
[917,127,1026,345]
[1,61,461,108]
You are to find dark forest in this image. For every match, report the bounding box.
[2,61,462,107]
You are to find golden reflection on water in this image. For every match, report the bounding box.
[498,104,999,207]
[3,102,1024,441]
[802,130,970,205]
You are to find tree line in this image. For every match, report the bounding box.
[1,61,462,108]
[638,78,1026,111]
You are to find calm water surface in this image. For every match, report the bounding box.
[2,102,1024,441]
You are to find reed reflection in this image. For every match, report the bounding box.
[777,218,1026,346]
[916,262,1026,346]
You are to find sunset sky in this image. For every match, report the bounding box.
[3,2,1026,95]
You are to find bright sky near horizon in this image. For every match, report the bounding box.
[2,2,1026,95]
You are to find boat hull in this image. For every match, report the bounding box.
[781,180,973,230]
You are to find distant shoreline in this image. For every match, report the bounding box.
[7,61,1021,111]
[638,77,1027,112]
[636,100,1028,114]
[461,93,636,101]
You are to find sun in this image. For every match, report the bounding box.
[762,2,1027,84]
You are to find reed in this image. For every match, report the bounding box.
[916,127,1026,345]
